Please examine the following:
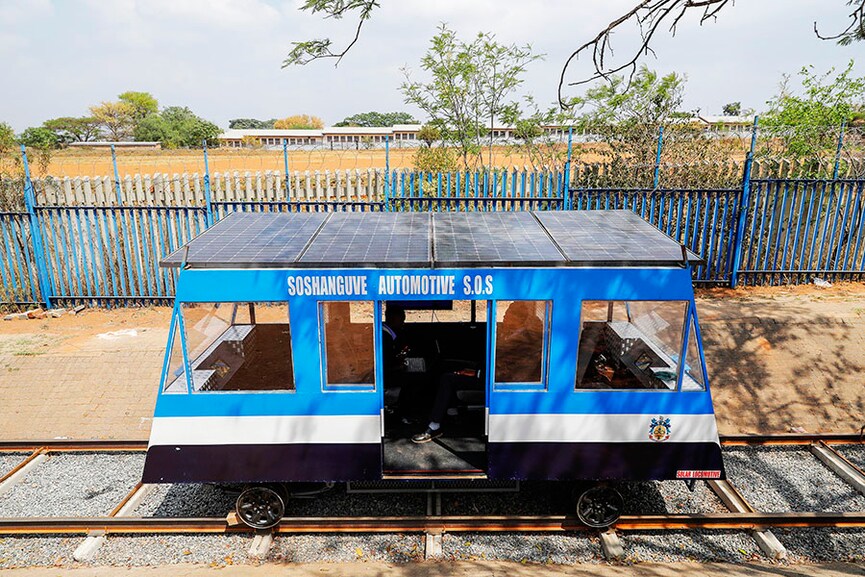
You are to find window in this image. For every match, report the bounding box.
[321,301,375,388]
[162,312,187,394]
[171,302,294,393]
[494,300,550,388]
[575,300,687,391]
[682,315,706,391]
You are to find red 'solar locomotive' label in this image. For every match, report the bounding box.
[676,470,721,479]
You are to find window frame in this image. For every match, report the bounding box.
[172,301,296,395]
[492,299,553,393]
[318,300,377,393]
[574,299,690,393]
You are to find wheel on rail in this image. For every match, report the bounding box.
[236,485,285,530]
[576,485,623,528]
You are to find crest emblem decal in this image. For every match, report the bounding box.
[649,416,671,442]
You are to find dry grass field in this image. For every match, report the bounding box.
[32,145,609,179]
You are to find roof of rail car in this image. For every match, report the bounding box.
[161,210,703,269]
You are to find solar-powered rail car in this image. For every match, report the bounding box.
[143,210,725,529]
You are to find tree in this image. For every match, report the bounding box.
[334,111,419,127]
[284,1,864,107]
[43,117,101,143]
[401,24,541,168]
[761,60,865,157]
[90,101,135,141]
[18,127,59,150]
[134,106,220,148]
[229,118,277,129]
[273,115,324,129]
[0,122,16,156]
[118,91,159,122]
[416,125,440,148]
[722,102,741,116]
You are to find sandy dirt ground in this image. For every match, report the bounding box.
[0,561,862,577]
[0,283,863,440]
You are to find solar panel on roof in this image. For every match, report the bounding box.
[161,209,701,269]
[161,212,328,268]
[433,212,565,267]
[535,210,702,266]
[299,212,431,267]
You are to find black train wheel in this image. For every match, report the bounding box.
[576,485,623,528]
[236,485,285,530]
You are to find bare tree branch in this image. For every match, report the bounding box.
[814,0,865,45]
[557,0,730,109]
[282,0,379,67]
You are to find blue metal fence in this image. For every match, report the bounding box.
[3,164,865,307]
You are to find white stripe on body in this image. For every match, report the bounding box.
[488,413,720,444]
[148,415,380,447]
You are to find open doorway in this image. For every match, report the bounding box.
[381,300,488,476]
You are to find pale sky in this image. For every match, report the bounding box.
[0,0,862,132]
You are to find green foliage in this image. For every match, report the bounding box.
[89,101,135,141]
[274,115,324,129]
[416,125,440,147]
[722,102,741,116]
[334,111,418,127]
[504,96,578,168]
[229,118,277,129]
[43,117,100,143]
[283,0,379,66]
[18,127,59,150]
[412,146,458,174]
[0,122,16,156]
[118,91,159,121]
[134,107,220,148]
[401,24,542,168]
[761,60,865,157]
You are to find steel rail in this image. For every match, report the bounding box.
[1,512,865,536]
[0,433,863,454]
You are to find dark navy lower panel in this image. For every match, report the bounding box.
[487,442,725,481]
[142,443,381,483]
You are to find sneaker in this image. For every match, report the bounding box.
[411,428,443,444]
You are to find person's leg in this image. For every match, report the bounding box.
[413,372,474,443]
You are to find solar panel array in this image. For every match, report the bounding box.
[434,212,562,266]
[163,210,701,269]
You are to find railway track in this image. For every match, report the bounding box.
[1,433,864,563]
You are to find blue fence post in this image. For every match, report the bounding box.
[202,140,214,227]
[652,126,664,189]
[730,116,759,288]
[282,138,291,198]
[111,144,123,205]
[833,121,846,180]
[20,145,53,309]
[564,127,573,210]
[384,136,391,212]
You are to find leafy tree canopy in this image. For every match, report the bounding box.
[0,122,16,156]
[401,24,542,168]
[18,127,59,150]
[89,101,135,141]
[229,118,277,129]
[118,91,159,121]
[273,115,324,129]
[134,106,221,148]
[761,60,865,156]
[722,102,741,116]
[43,116,100,143]
[334,111,419,127]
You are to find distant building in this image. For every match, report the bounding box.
[67,141,162,150]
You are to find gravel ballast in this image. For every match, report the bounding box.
[443,532,600,563]
[774,528,865,563]
[835,444,865,470]
[0,454,28,478]
[0,536,77,569]
[132,483,235,518]
[268,534,423,563]
[97,534,254,566]
[722,447,865,512]
[0,452,144,517]
[621,530,761,563]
